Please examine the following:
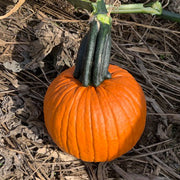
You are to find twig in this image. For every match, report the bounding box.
[114,19,180,34]
[0,0,26,20]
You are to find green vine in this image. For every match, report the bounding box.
[67,0,180,23]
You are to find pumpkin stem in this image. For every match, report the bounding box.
[93,0,107,14]
[74,0,112,87]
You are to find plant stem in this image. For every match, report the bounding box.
[159,10,180,23]
[107,1,162,15]
[67,0,162,15]
[74,0,112,87]
[93,0,107,14]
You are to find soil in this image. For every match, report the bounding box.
[0,0,180,179]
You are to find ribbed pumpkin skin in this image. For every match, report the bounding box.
[44,65,146,162]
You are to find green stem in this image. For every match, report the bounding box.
[106,1,162,15]
[67,0,180,23]
[74,0,112,87]
[67,0,162,15]
[159,10,180,23]
[93,0,107,14]
[107,2,162,15]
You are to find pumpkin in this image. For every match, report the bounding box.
[44,65,146,162]
[44,0,146,162]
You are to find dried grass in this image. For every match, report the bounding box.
[0,0,26,20]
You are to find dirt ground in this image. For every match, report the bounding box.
[0,0,180,179]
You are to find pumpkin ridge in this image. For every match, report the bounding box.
[44,81,75,107]
[104,89,124,156]
[102,87,121,152]
[49,76,73,89]
[120,88,139,117]
[118,81,146,128]
[50,83,76,105]
[96,87,109,161]
[73,87,87,159]
[121,79,144,106]
[98,86,119,161]
[66,87,80,156]
[103,74,143,118]
[116,94,135,146]
[48,81,76,103]
[53,78,72,87]
[106,88,135,151]
[45,84,77,141]
[73,88,82,159]
[110,68,131,79]
[57,86,78,152]
[90,87,99,161]
[124,84,147,136]
[91,87,108,161]
[58,104,66,151]
[53,80,76,90]
[76,88,89,160]
[50,91,68,148]
[124,86,143,113]
[86,87,95,161]
[61,87,80,152]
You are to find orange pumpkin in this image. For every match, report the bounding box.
[43,65,146,162]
